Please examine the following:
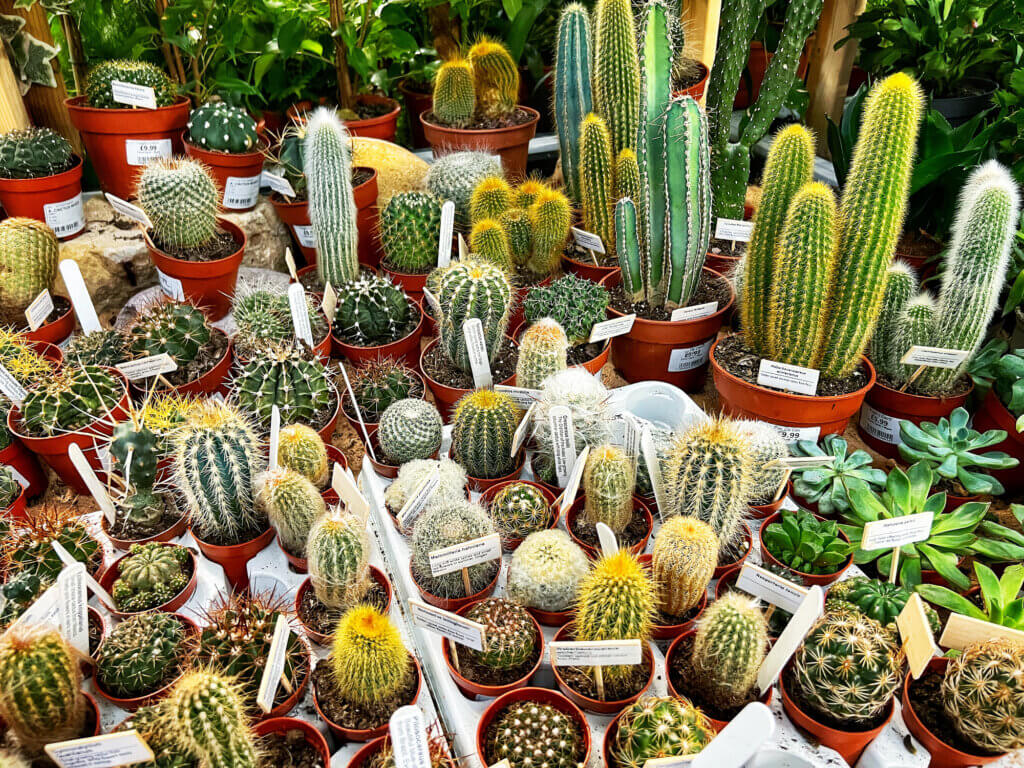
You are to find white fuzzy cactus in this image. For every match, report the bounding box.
[507,529,590,611]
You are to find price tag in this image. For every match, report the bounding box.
[641,426,667,515]
[288,283,314,347]
[495,385,541,409]
[900,346,970,369]
[156,268,185,302]
[67,443,116,523]
[767,455,836,469]
[409,598,486,650]
[572,227,606,254]
[757,359,819,396]
[57,562,89,656]
[550,639,643,666]
[670,302,718,322]
[111,80,157,109]
[715,218,754,242]
[115,353,177,381]
[428,532,501,577]
[463,319,492,389]
[511,402,536,456]
[389,706,432,768]
[44,195,85,239]
[25,289,55,330]
[321,282,338,322]
[8,465,28,489]
[622,413,641,476]
[0,362,27,405]
[294,225,317,249]
[940,612,1024,651]
[595,521,618,556]
[50,540,116,609]
[589,315,635,344]
[269,405,281,470]
[668,339,713,372]
[763,422,820,444]
[397,468,440,529]
[859,404,902,445]
[736,563,808,614]
[257,614,291,713]
[284,248,299,280]
[860,512,933,551]
[125,138,171,166]
[438,201,455,267]
[59,259,102,334]
[897,593,939,679]
[756,586,824,694]
[223,175,261,209]
[332,462,370,519]
[45,731,154,768]
[262,170,296,198]
[559,445,589,515]
[548,406,576,487]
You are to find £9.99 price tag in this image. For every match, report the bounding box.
[125,138,172,166]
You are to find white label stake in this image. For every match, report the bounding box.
[0,362,27,405]
[338,362,375,462]
[463,319,492,389]
[321,282,338,323]
[50,540,116,610]
[103,193,152,229]
[67,443,116,524]
[589,315,636,344]
[288,283,314,347]
[409,598,486,651]
[284,248,299,280]
[269,405,281,470]
[757,359,819,397]
[257,614,291,713]
[559,445,589,516]
[550,639,642,666]
[111,79,157,108]
[641,427,667,516]
[57,562,89,656]
[390,706,432,768]
[756,586,824,694]
[511,402,536,457]
[736,563,808,615]
[595,522,619,556]
[397,468,440,530]
[115,354,177,381]
[438,201,455,267]
[548,406,576,487]
[58,260,102,334]
[45,731,154,768]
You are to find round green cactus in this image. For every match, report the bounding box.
[348,358,420,423]
[96,612,188,698]
[333,273,414,346]
[507,529,590,612]
[232,345,332,427]
[485,700,584,768]
[942,639,1024,754]
[380,191,443,273]
[516,318,569,390]
[613,696,713,768]
[257,466,325,557]
[826,576,939,635]
[187,101,258,153]
[691,592,768,710]
[436,258,513,372]
[0,217,57,326]
[461,598,536,669]
[85,60,176,108]
[20,364,123,435]
[425,151,503,231]
[330,605,413,706]
[0,127,73,180]
[451,389,521,479]
[411,500,498,598]
[129,301,211,365]
[277,423,329,488]
[308,507,370,609]
[112,543,190,612]
[231,283,328,358]
[488,481,552,542]
[378,397,443,465]
[523,274,610,348]
[136,158,219,250]
[65,329,129,368]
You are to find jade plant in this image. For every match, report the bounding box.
[506,529,590,613]
[515,319,569,390]
[377,398,443,465]
[451,389,522,480]
[345,358,423,424]
[791,434,887,516]
[652,516,717,618]
[111,543,190,612]
[84,60,176,108]
[827,576,940,636]
[431,39,519,129]
[917,562,1024,631]
[136,158,224,256]
[96,612,191,699]
[186,101,258,153]
[231,282,328,358]
[612,696,713,768]
[411,500,499,599]
[332,273,416,347]
[762,509,849,576]
[941,640,1024,754]
[0,218,57,328]
[232,344,333,428]
[523,274,610,348]
[0,127,74,179]
[488,482,552,543]
[379,191,442,275]
[484,698,585,768]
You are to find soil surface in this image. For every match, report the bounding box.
[668,634,761,721]
[453,639,540,686]
[609,271,731,321]
[422,336,518,389]
[672,61,706,92]
[108,493,183,541]
[312,658,418,730]
[559,643,651,701]
[654,601,702,630]
[564,240,616,268]
[150,228,238,262]
[566,341,606,367]
[424,107,534,131]
[707,237,746,260]
[298,581,388,636]
[569,503,649,550]
[257,729,325,768]
[875,372,971,399]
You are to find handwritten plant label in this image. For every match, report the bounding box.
[559,445,590,516]
[757,359,819,396]
[463,319,492,389]
[860,512,933,551]
[756,586,824,694]
[550,639,643,666]
[897,593,939,679]
[261,170,296,198]
[859,403,903,445]
[495,385,541,409]
[115,354,177,381]
[670,302,718,322]
[428,533,501,577]
[125,138,171,166]
[409,598,485,651]
[901,346,970,369]
[45,731,154,768]
[389,706,432,768]
[548,405,576,487]
[511,402,536,456]
[438,201,455,267]
[572,227,606,254]
[25,289,55,331]
[288,283,314,347]
[589,314,636,344]
[714,218,754,242]
[111,80,157,108]
[736,563,808,614]
[668,340,713,372]
[257,614,291,713]
[940,613,1024,651]
[0,362,27,405]
[622,413,641,476]
[332,462,370,520]
[397,468,440,529]
[59,259,103,333]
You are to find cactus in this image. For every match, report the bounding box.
[517,318,569,389]
[232,345,332,427]
[869,261,918,380]
[435,258,514,371]
[346,358,421,424]
[736,421,789,505]
[2,500,101,584]
[380,191,443,274]
[791,610,902,725]
[613,696,713,768]
[942,639,1024,754]
[469,219,514,271]
[257,466,325,557]
[507,529,590,612]
[136,158,219,251]
[592,0,640,157]
[468,39,519,121]
[20,364,123,435]
[532,368,613,486]
[111,542,190,612]
[488,482,552,542]
[485,699,584,768]
[433,59,476,128]
[330,605,413,706]
[231,282,328,357]
[304,108,359,287]
[461,598,536,669]
[0,466,20,509]
[470,177,514,223]
[308,507,370,609]
[524,275,610,350]
[187,101,258,153]
[0,625,85,753]
[0,127,73,179]
[277,423,330,488]
[378,398,443,465]
[583,443,635,534]
[0,329,53,387]
[826,576,939,634]
[451,389,521,479]
[580,114,616,256]
[0,217,58,326]
[888,294,937,385]
[528,187,573,277]
[553,4,593,203]
[65,328,129,367]
[426,151,504,231]
[691,593,768,710]
[129,301,212,365]
[384,458,467,519]
[501,209,533,263]
[411,500,499,598]
[85,60,176,108]
[164,670,258,768]
[652,517,717,617]
[0,751,28,768]
[333,273,415,347]
[96,612,189,698]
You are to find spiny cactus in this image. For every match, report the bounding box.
[488,481,552,542]
[869,261,918,380]
[187,101,258,153]
[737,421,789,505]
[613,696,713,768]
[517,318,569,390]
[347,357,421,424]
[486,700,584,768]
[435,258,513,371]
[384,458,467,520]
[232,345,332,427]
[85,60,176,108]
[523,274,610,348]
[470,177,514,222]
[129,300,211,365]
[0,127,73,179]
[942,640,1024,754]
[136,158,219,251]
[433,59,476,128]
[532,368,613,486]
[20,364,123,435]
[469,219,514,271]
[277,423,329,488]
[580,114,615,256]
[380,191,443,274]
[164,670,258,768]
[426,151,504,231]
[528,187,573,276]
[461,598,536,669]
[0,217,57,326]
[468,39,519,121]
[308,507,370,609]
[96,612,189,698]
[652,517,717,617]
[451,389,521,479]
[304,108,359,287]
[554,4,593,204]
[231,282,328,358]
[826,577,939,634]
[500,209,533,264]
[0,466,21,509]
[330,605,413,706]
[411,500,498,598]
[378,398,443,465]
[592,0,640,157]
[0,329,53,387]
[257,466,325,557]
[2,500,101,584]
[507,529,590,612]
[615,148,641,208]
[333,273,414,347]
[583,443,635,534]
[65,329,128,368]
[112,542,190,612]
[691,592,768,710]
[888,294,937,384]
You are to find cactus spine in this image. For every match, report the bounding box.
[554,4,593,203]
[308,508,370,609]
[582,444,635,534]
[257,466,325,557]
[652,517,717,616]
[592,0,640,157]
[165,670,258,768]
[691,593,768,709]
[579,114,615,256]
[516,318,569,389]
[451,389,522,479]
[462,598,536,669]
[888,294,937,384]
[942,640,1024,754]
[613,697,713,768]
[468,39,519,121]
[136,159,219,250]
[330,605,412,705]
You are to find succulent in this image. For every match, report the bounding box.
[532,368,613,486]
[485,700,585,768]
[257,466,325,557]
[65,328,129,367]
[592,0,640,158]
[461,598,536,669]
[19,363,123,435]
[384,458,468,521]
[523,275,610,347]
[264,123,307,198]
[425,152,504,231]
[582,443,635,534]
[231,283,328,358]
[652,517,717,617]
[432,39,518,127]
[613,696,713,768]
[579,114,615,258]
[332,273,414,346]
[232,344,333,427]
[163,670,258,768]
[346,358,422,423]
[108,419,164,527]
[0,127,73,179]
[0,217,58,327]
[187,101,258,153]
[0,466,21,509]
[763,509,849,576]
[791,434,887,516]
[112,543,190,612]
[84,60,176,108]
[942,639,1024,754]
[96,612,190,698]
[869,261,919,381]
[378,398,443,465]
[507,529,590,612]
[277,422,330,488]
[136,158,220,252]
[553,4,593,204]
[517,319,569,390]
[827,576,940,634]
[992,348,1024,419]
[380,191,443,274]
[115,704,197,768]
[434,258,514,371]
[488,482,552,542]
[918,562,1024,631]
[690,592,768,710]
[307,507,370,609]
[433,58,475,128]
[129,300,212,366]
[330,604,413,706]
[411,500,499,598]
[451,389,522,479]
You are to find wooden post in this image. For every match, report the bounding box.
[804,0,864,160]
[682,0,722,77]
[0,43,30,131]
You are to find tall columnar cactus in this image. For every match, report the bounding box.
[165,670,258,768]
[462,598,536,669]
[378,398,443,465]
[741,125,815,354]
[232,345,332,426]
[468,39,519,121]
[136,158,219,250]
[470,219,514,271]
[583,443,635,534]
[308,507,370,609]
[331,605,412,705]
[579,114,615,255]
[304,108,358,287]
[554,4,593,204]
[691,593,768,709]
[0,218,57,326]
[411,500,499,598]
[257,466,325,556]
[888,294,937,384]
[471,177,514,222]
[96,612,187,698]
[869,261,918,379]
[451,389,522,479]
[85,60,176,108]
[379,191,443,273]
[129,301,211,364]
[942,640,1024,754]
[528,187,573,276]
[433,59,476,128]
[652,517,717,617]
[517,318,569,389]
[614,149,641,211]
[0,625,85,753]
[507,529,591,612]
[435,258,513,371]
[592,0,640,157]
[278,423,329,488]
[613,696,713,768]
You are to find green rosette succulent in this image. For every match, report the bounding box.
[762,509,849,575]
[791,434,887,516]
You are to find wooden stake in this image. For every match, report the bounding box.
[58,14,85,92]
[899,364,927,393]
[461,567,472,598]
[888,548,900,584]
[594,665,605,701]
[0,43,30,131]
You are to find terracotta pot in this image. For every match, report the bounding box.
[347,737,387,768]
[637,554,706,640]
[83,694,102,737]
[421,107,540,179]
[758,512,853,587]
[780,671,893,765]
[443,599,544,698]
[944,492,980,512]
[410,559,500,612]
[476,687,592,768]
[713,523,752,579]
[600,269,733,392]
[526,605,574,628]
[28,339,63,365]
[858,377,972,460]
[511,319,611,377]
[6,368,129,494]
[23,300,76,346]
[398,79,432,148]
[295,566,393,645]
[146,218,245,321]
[333,306,423,368]
[894,232,942,283]
[270,195,317,264]
[278,534,308,573]
[561,250,617,283]
[314,656,422,742]
[673,61,710,100]
[66,95,191,199]
[183,136,267,212]
[971,389,1024,493]
[100,508,187,552]
[704,251,741,279]
[128,329,233,398]
[254,717,332,767]
[479,479,557,552]
[551,623,654,715]
[365,432,439,478]
[710,334,877,437]
[0,439,47,499]
[566,495,653,560]
[340,369,426,439]
[287,95,400,140]
[749,480,792,520]
[901,658,1003,768]
[381,262,430,302]
[461,452,526,494]
[190,525,275,591]
[0,155,86,240]
[98,547,198,619]
[715,565,742,600]
[418,296,436,337]
[353,168,381,269]
[420,337,517,422]
[314,385,341,444]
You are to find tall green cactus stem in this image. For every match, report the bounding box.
[692,593,768,709]
[818,73,924,376]
[232,346,332,426]
[136,159,218,250]
[433,59,476,128]
[918,161,1021,394]
[451,389,521,479]
[377,398,443,465]
[516,180,546,210]
[766,182,838,367]
[380,191,442,274]
[304,108,358,287]
[888,294,936,385]
[166,670,257,768]
[110,419,162,525]
[614,149,641,214]
[517,318,569,389]
[943,640,1024,754]
[0,218,57,326]
[331,605,412,706]
[652,517,717,616]
[277,423,329,488]
[507,529,591,612]
[471,177,514,223]
[742,125,815,354]
[554,4,593,203]
[436,258,513,371]
[308,508,370,609]
[500,210,532,265]
[527,187,572,277]
[470,220,513,271]
[257,467,325,557]
[583,444,635,534]
[869,261,918,380]
[468,40,519,121]
[616,199,644,302]
[593,0,640,157]
[579,114,615,257]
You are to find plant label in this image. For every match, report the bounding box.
[7,465,28,489]
[736,563,808,614]
[25,289,55,331]
[511,402,536,456]
[550,639,643,667]
[284,248,299,280]
[338,362,374,457]
[115,353,177,381]
[559,445,589,516]
[458,233,468,261]
[104,193,151,227]
[622,413,641,476]
[641,426,667,515]
[589,314,636,344]
[45,731,154,768]
[463,318,492,389]
[422,287,442,319]
[111,79,157,108]
[490,761,511,768]
[761,422,820,444]
[44,195,86,239]
[572,227,606,254]
[261,170,296,198]
[57,562,89,656]
[288,283,314,347]
[269,405,281,470]
[155,268,185,301]
[409,598,485,651]
[714,218,754,242]
[438,200,455,267]
[223,175,261,209]
[757,359,819,396]
[0,362,27,405]
[294,225,317,248]
[257,614,291,713]
[861,512,933,551]
[549,405,576,487]
[670,302,718,322]
[125,138,172,166]
[756,586,824,694]
[59,259,103,333]
[767,455,836,469]
[321,282,338,321]
[495,384,541,409]
[897,593,939,679]
[690,702,775,768]
[595,522,619,556]
[389,706,432,768]
[668,339,713,372]
[332,461,370,520]
[859,404,903,445]
[67,443,116,523]
[50,539,116,610]
[10,580,59,635]
[397,467,440,529]
[428,533,501,577]
[900,346,970,369]
[940,612,1024,650]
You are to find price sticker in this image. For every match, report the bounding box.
[668,339,713,372]
[59,259,103,334]
[900,346,970,369]
[463,319,492,389]
[763,422,820,444]
[223,175,261,209]
[438,201,455,267]
[44,195,85,239]
[25,289,55,330]
[861,512,933,551]
[257,614,291,713]
[548,406,576,487]
[670,302,718,322]
[572,227,606,254]
[288,283,314,347]
[45,731,154,768]
[428,533,501,577]
[409,599,486,651]
[494,385,541,409]
[397,468,440,529]
[757,359,819,396]
[389,706,432,768]
[125,138,172,166]
[589,315,636,344]
[715,218,754,242]
[261,170,296,198]
[859,403,903,445]
[294,225,316,249]
[111,80,157,109]
[736,563,808,615]
[115,353,177,381]
[550,639,642,666]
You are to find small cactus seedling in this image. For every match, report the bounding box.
[111,543,190,613]
[451,389,522,479]
[163,670,258,768]
[378,398,443,465]
[277,423,330,488]
[256,466,326,557]
[96,612,190,698]
[488,482,552,542]
[507,529,591,612]
[460,598,537,670]
[582,443,635,534]
[652,517,717,617]
[613,696,713,768]
[330,605,413,706]
[691,592,768,710]
[516,319,569,389]
[485,699,585,768]
[308,507,371,609]
[411,500,499,599]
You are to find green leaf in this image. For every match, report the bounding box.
[916,584,987,620]
[277,17,305,57]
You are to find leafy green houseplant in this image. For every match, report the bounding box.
[791,435,887,516]
[761,509,850,577]
[917,562,1024,631]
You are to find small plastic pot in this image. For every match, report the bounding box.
[749,480,792,520]
[857,377,972,460]
[637,554,706,640]
[313,656,422,743]
[347,737,387,768]
[419,337,517,422]
[190,525,275,592]
[0,155,86,240]
[364,432,439,479]
[561,250,618,283]
[421,107,540,179]
[410,559,500,612]
[476,687,592,768]
[460,451,526,494]
[333,308,424,369]
[130,329,233,398]
[183,135,267,212]
[294,566,393,645]
[23,300,76,346]
[713,523,752,580]
[2,484,27,524]
[315,385,341,444]
[565,495,653,560]
[255,717,332,767]
[0,439,47,499]
[972,389,1024,494]
[672,61,710,100]
[479,478,557,552]
[83,693,102,737]
[380,262,430,302]
[418,296,436,338]
[758,511,853,587]
[100,507,188,552]
[271,195,317,264]
[551,623,654,715]
[98,546,199,619]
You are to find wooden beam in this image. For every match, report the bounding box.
[0,43,30,131]
[682,0,722,75]
[805,0,864,160]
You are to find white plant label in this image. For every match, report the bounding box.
[125,138,172,166]
[111,79,157,109]
[12,580,59,632]
[690,703,776,768]
[622,413,641,476]
[0,362,27,405]
[861,512,934,551]
[764,422,820,444]
[463,319,492,389]
[940,613,1024,651]
[560,445,589,516]
[768,455,837,469]
[495,385,541,409]
[223,175,261,209]
[397,468,440,529]
[641,426,667,514]
[715,218,754,242]
[457,233,468,261]
[284,248,299,280]
[389,706,432,768]
[511,402,536,456]
[115,353,177,380]
[261,170,296,198]
[736,563,808,615]
[409,598,485,651]
[548,405,576,487]
[756,586,824,694]
[338,362,374,457]
[859,403,902,445]
[8,466,28,489]
[428,533,501,577]
[331,462,370,520]
[757,359,819,396]
[900,345,970,369]
[550,639,642,667]
[288,283,314,347]
[156,268,185,302]
[422,287,442,319]
[572,227,606,254]
[257,614,291,713]
[25,289,55,330]
[44,195,86,238]
[668,339,713,372]
[45,731,154,768]
[438,200,455,267]
[51,540,115,609]
[59,259,102,333]
[596,521,619,556]
[589,314,636,344]
[897,593,939,679]
[268,405,281,470]
[670,302,718,322]
[104,192,151,227]
[294,225,316,249]
[67,443,116,523]
[57,562,89,656]
[321,282,338,322]
[644,757,696,768]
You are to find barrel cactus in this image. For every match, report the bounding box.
[425,151,503,231]
[435,258,514,372]
[460,598,536,670]
[380,191,443,274]
[232,345,332,427]
[277,423,330,488]
[488,482,552,543]
[332,273,414,346]
[942,640,1024,754]
[308,507,371,609]
[136,158,220,251]
[128,300,212,365]
[0,217,58,326]
[691,592,768,710]
[378,398,443,465]
[451,389,522,479]
[507,529,590,612]
[96,612,189,698]
[20,364,123,435]
[164,670,258,768]
[485,699,585,768]
[330,605,413,706]
[613,696,713,768]
[187,101,258,153]
[111,542,190,612]
[516,319,569,390]
[256,466,325,557]
[411,500,499,598]
[582,443,635,535]
[0,127,73,179]
[85,60,176,108]
[652,517,717,617]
